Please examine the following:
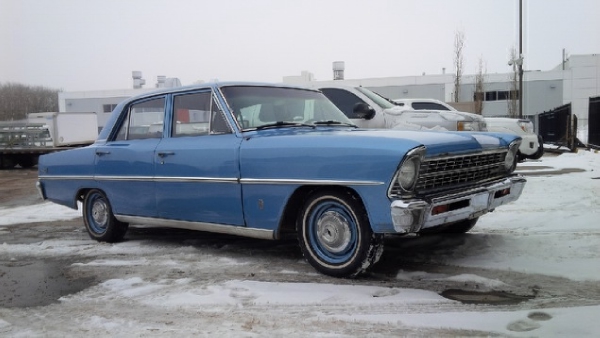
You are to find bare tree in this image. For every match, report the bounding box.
[453,29,465,103]
[0,83,60,121]
[507,47,519,118]
[474,57,486,115]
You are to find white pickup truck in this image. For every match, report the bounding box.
[315,84,487,132]
[485,117,544,160]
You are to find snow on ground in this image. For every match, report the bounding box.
[1,150,600,336]
[0,201,81,226]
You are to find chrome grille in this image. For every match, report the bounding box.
[389,150,507,197]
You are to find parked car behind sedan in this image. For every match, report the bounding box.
[313,85,487,132]
[37,82,526,278]
[485,117,544,160]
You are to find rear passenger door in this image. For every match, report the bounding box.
[94,96,165,217]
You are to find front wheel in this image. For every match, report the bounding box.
[297,190,383,278]
[530,135,545,160]
[83,189,128,243]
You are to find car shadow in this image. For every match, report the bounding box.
[125,226,506,283]
[372,232,501,278]
[126,226,304,262]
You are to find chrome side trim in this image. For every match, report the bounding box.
[95,176,153,181]
[38,175,93,180]
[95,176,239,183]
[38,175,382,186]
[115,215,274,240]
[240,178,384,186]
[153,176,238,183]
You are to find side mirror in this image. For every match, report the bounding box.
[353,102,376,120]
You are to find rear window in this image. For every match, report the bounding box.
[411,102,452,111]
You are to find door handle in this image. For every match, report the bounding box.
[95,150,111,156]
[157,151,175,158]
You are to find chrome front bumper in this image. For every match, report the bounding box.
[390,175,526,234]
[36,181,47,200]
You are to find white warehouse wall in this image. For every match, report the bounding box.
[59,88,155,129]
[284,54,600,124]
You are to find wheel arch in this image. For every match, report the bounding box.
[75,187,100,209]
[275,185,367,239]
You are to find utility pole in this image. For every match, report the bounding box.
[518,0,524,118]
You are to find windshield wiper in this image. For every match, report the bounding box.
[255,121,316,130]
[313,120,358,127]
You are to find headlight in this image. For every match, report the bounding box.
[518,120,534,133]
[398,157,419,190]
[457,121,475,131]
[392,147,425,195]
[504,140,521,172]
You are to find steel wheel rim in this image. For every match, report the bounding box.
[88,194,108,233]
[316,210,351,253]
[307,200,358,264]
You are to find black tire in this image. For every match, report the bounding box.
[17,155,38,168]
[0,155,16,170]
[424,218,479,234]
[530,135,544,160]
[83,189,128,242]
[297,190,383,278]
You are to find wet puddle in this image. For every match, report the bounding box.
[0,260,93,308]
[440,289,534,305]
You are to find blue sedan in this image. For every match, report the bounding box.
[37,82,526,277]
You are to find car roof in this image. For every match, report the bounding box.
[127,81,321,101]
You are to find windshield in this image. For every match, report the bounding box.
[221,86,354,130]
[356,87,396,109]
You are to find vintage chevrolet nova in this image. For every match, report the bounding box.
[37,82,526,277]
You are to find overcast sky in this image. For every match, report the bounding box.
[1,0,598,91]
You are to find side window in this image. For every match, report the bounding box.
[115,97,165,140]
[172,92,230,137]
[412,102,451,111]
[320,88,366,118]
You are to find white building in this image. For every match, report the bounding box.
[283,54,600,134]
[58,72,180,130]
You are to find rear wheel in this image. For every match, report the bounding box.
[0,155,16,170]
[83,189,128,242]
[297,190,383,278]
[17,155,38,168]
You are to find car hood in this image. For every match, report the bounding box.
[384,106,485,122]
[448,110,486,122]
[240,128,519,184]
[244,128,518,158]
[347,129,513,156]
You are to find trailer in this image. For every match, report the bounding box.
[0,112,98,169]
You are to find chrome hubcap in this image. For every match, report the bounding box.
[316,211,351,253]
[91,199,108,227]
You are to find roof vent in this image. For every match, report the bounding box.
[333,61,345,80]
[132,71,146,89]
